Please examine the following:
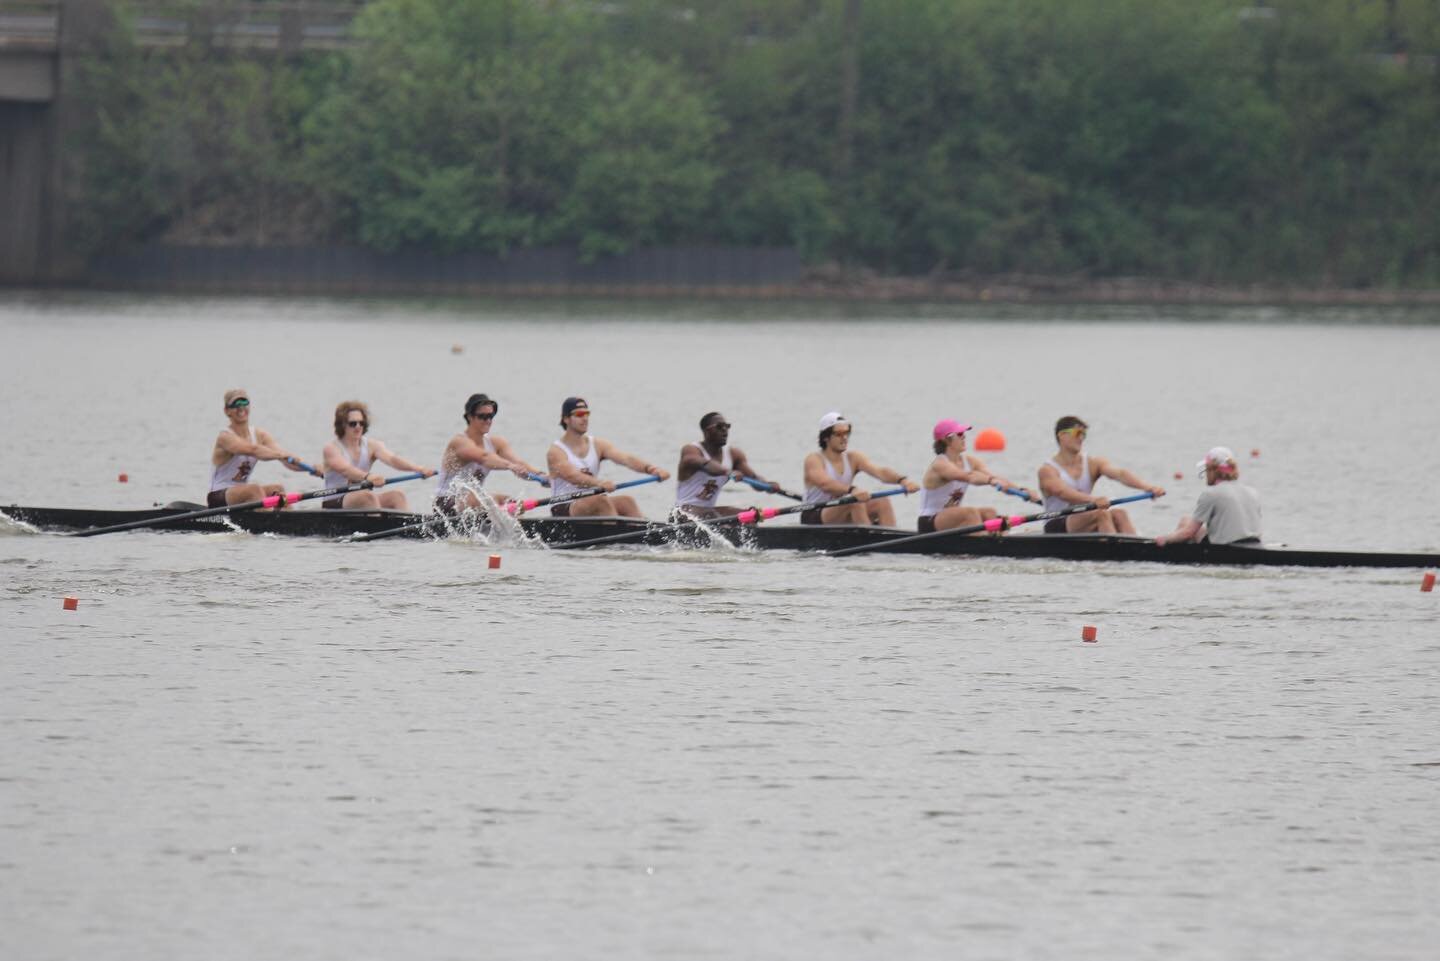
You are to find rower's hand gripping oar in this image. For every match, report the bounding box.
[825,491,1158,558]
[738,475,803,501]
[71,472,427,537]
[549,486,908,551]
[992,482,1042,504]
[285,457,325,478]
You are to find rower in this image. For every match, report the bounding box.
[320,401,434,510]
[1037,415,1165,534]
[546,397,669,518]
[673,412,784,519]
[208,389,311,508]
[801,412,918,526]
[435,393,543,513]
[919,419,1037,534]
[1157,447,1261,546]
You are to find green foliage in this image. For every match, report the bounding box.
[64,0,1440,286]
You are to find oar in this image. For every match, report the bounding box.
[72,472,427,538]
[738,475,804,501]
[506,474,659,516]
[285,457,324,478]
[550,486,907,551]
[826,491,1157,558]
[346,475,661,543]
[526,472,551,487]
[992,482,1042,504]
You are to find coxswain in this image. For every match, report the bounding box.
[801,412,918,526]
[919,419,1038,533]
[435,393,543,513]
[1036,415,1165,533]
[208,389,312,507]
[546,397,669,517]
[1157,447,1261,546]
[320,401,434,510]
[673,412,786,519]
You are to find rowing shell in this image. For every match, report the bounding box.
[4,502,1438,568]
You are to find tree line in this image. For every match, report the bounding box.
[67,0,1440,287]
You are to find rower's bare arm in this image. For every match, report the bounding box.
[852,451,919,492]
[1038,463,1087,504]
[492,436,540,478]
[600,439,669,480]
[803,453,852,496]
[1157,515,1202,546]
[455,436,510,472]
[224,427,290,464]
[1099,457,1165,497]
[323,441,374,484]
[677,444,718,479]
[371,440,434,478]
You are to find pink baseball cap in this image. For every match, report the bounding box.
[933,419,972,441]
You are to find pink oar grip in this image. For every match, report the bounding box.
[737,510,758,525]
[1008,514,1024,527]
[285,492,301,504]
[762,507,779,519]
[983,517,1005,533]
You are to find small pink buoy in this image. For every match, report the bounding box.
[1081,625,1097,643]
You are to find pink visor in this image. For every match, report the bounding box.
[933,419,972,441]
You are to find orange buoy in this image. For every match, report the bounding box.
[1423,572,1435,593]
[1081,625,1097,643]
[488,554,501,570]
[63,596,78,611]
[974,428,1006,451]
[117,473,128,483]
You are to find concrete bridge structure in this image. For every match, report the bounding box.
[0,0,361,284]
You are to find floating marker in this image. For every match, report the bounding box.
[451,344,464,354]
[488,554,501,570]
[1251,448,1261,458]
[117,473,128,483]
[62,596,78,611]
[1173,471,1183,480]
[974,428,1006,452]
[1081,625,1097,643]
[1423,572,1435,593]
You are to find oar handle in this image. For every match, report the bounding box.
[739,476,803,500]
[993,483,1041,504]
[506,473,660,515]
[526,472,552,487]
[285,457,324,477]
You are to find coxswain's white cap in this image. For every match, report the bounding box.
[1197,446,1237,469]
[818,411,848,431]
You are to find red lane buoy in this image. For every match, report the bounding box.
[974,428,1006,452]
[117,473,128,483]
[1081,625,1097,643]
[63,597,78,611]
[488,554,501,570]
[1173,471,1183,480]
[1423,572,1436,593]
[1250,448,1261,458]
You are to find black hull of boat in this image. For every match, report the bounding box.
[4,503,1437,568]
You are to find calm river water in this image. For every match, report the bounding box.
[2,293,1439,960]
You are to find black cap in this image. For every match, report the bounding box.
[464,393,498,421]
[561,396,589,418]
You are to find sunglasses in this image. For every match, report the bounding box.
[1058,427,1088,438]
[708,422,732,430]
[347,419,367,428]
[226,398,250,409]
[569,410,590,418]
[469,411,496,421]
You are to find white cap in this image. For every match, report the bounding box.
[818,411,848,431]
[1197,446,1237,469]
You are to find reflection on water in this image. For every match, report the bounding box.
[2,295,1439,960]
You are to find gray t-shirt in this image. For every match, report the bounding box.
[1193,481,1261,544]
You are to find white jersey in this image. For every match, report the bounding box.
[1042,453,1093,512]
[919,454,971,518]
[551,437,601,500]
[804,452,855,506]
[209,432,258,493]
[675,444,732,509]
[436,434,496,495]
[323,436,373,502]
